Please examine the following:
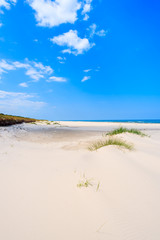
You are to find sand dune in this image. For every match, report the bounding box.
[0,122,160,240]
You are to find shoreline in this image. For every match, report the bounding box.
[58,119,160,123]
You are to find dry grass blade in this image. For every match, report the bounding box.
[88,137,133,151]
[106,127,147,137]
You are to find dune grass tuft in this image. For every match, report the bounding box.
[77,178,93,188]
[88,138,133,151]
[106,127,147,137]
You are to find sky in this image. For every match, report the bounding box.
[0,0,160,120]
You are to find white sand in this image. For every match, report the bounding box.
[0,121,160,240]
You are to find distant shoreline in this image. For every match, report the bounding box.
[56,120,160,124]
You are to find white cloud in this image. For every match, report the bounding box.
[19,82,28,88]
[96,29,107,37]
[0,90,45,114]
[0,0,17,26]
[51,30,94,55]
[82,0,92,21]
[47,76,67,82]
[0,59,54,82]
[57,56,66,61]
[84,69,91,72]
[88,23,107,38]
[33,62,53,74]
[0,0,9,10]
[0,58,67,85]
[13,61,30,69]
[0,0,16,10]
[0,90,32,99]
[57,56,66,64]
[62,49,72,54]
[0,59,16,74]
[27,0,94,27]
[25,68,44,81]
[27,0,81,27]
[83,14,89,21]
[81,76,90,82]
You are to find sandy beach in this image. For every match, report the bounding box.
[0,121,160,240]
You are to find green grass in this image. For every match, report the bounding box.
[88,137,133,151]
[77,179,93,188]
[96,182,100,192]
[106,127,147,137]
[51,121,60,125]
[77,176,93,188]
[38,120,60,125]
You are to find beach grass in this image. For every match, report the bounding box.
[77,177,93,188]
[37,120,60,125]
[106,127,147,137]
[96,182,100,192]
[88,137,133,151]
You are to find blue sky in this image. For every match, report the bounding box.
[0,0,160,120]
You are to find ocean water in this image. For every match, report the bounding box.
[61,120,160,124]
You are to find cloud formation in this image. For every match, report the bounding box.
[27,0,81,27]
[0,0,17,25]
[0,0,16,11]
[0,59,53,82]
[88,23,107,38]
[81,76,90,82]
[51,30,94,55]
[84,69,92,72]
[47,76,67,82]
[0,90,45,114]
[19,82,28,88]
[82,0,92,21]
[57,56,66,64]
